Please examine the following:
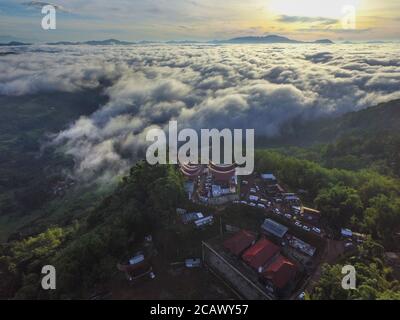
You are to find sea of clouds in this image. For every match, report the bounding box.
[1,43,400,182]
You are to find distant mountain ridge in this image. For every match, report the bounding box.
[0,41,31,46]
[46,39,134,46]
[215,35,334,44]
[42,35,334,46]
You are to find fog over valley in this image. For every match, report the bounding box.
[1,43,399,182]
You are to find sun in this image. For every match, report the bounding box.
[268,0,361,19]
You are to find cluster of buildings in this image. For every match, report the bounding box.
[261,218,317,257]
[177,208,214,229]
[240,172,323,238]
[240,173,301,209]
[180,162,238,204]
[202,213,319,299]
[199,170,326,299]
[223,229,297,296]
[177,168,326,299]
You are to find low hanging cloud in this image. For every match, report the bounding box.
[22,1,71,13]
[277,15,339,26]
[305,52,334,63]
[1,43,400,182]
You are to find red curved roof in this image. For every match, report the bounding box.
[180,166,202,178]
[180,163,203,178]
[209,162,236,172]
[242,238,280,271]
[180,163,201,173]
[208,163,236,182]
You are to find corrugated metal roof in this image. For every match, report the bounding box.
[182,212,203,224]
[261,219,288,238]
[194,216,214,227]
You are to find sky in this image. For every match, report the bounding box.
[0,0,400,42]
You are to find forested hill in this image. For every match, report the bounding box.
[264,99,400,177]
[0,162,186,299]
[266,99,400,146]
[2,154,400,299]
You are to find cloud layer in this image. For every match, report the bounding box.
[1,43,400,182]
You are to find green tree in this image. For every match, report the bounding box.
[315,185,363,230]
[364,195,400,247]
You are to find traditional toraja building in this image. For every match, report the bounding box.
[179,163,204,179]
[180,162,238,202]
[179,162,237,181]
[179,162,237,188]
[208,162,237,184]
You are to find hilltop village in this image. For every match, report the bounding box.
[118,162,365,300]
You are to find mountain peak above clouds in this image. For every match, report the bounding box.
[215,35,334,44]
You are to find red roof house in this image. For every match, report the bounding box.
[262,255,297,290]
[223,230,256,257]
[241,238,280,271]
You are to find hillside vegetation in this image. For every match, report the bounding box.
[264,99,400,177]
[2,149,400,298]
[1,99,400,299]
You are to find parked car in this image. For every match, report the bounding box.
[344,242,355,250]
[185,258,201,268]
[249,195,259,202]
[312,227,321,234]
[297,292,305,300]
[295,221,302,228]
[284,214,292,220]
[249,202,257,207]
[302,225,311,232]
[257,203,266,209]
